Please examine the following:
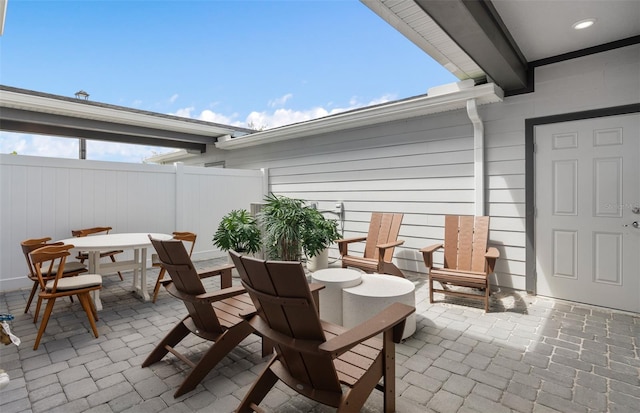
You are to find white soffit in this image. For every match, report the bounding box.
[0,88,240,138]
[216,82,503,150]
[0,0,6,36]
[361,0,486,81]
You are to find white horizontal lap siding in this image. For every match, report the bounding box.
[483,107,527,290]
[227,106,528,289]
[236,113,480,276]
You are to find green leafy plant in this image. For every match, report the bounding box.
[303,207,340,259]
[259,193,340,261]
[212,209,261,254]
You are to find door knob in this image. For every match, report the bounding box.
[625,221,640,228]
[633,207,640,214]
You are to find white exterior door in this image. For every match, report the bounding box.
[535,114,640,313]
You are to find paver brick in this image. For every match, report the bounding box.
[428,390,463,413]
[468,368,509,390]
[573,384,607,411]
[507,380,538,401]
[537,391,588,413]
[502,391,534,413]
[472,382,502,401]
[463,393,510,413]
[574,370,607,392]
[442,374,475,397]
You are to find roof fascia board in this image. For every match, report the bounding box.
[216,83,503,150]
[1,118,206,152]
[2,107,214,146]
[414,0,528,91]
[0,88,241,137]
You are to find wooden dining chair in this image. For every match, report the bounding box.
[71,226,124,280]
[144,236,269,397]
[230,250,415,413]
[338,212,405,277]
[21,237,88,316]
[150,231,197,303]
[421,215,499,312]
[29,244,102,350]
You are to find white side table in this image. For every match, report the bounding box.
[311,268,362,325]
[342,273,416,340]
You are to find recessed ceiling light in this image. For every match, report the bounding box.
[573,18,596,30]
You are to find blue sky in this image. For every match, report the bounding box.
[0,0,457,163]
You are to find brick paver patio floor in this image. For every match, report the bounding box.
[1,258,638,413]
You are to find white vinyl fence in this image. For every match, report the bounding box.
[0,154,266,292]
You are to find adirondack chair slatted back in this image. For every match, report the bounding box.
[151,238,222,333]
[364,212,403,261]
[444,215,490,273]
[231,253,342,392]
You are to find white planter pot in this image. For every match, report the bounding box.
[306,248,329,273]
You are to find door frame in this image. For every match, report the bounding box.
[524,103,640,293]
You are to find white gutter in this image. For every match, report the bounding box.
[216,82,503,150]
[466,98,485,216]
[144,149,201,164]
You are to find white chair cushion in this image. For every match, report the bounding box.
[52,261,87,274]
[46,274,102,291]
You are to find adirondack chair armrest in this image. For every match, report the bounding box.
[196,285,246,302]
[198,263,234,288]
[485,247,500,273]
[420,243,443,269]
[319,302,415,357]
[337,236,367,255]
[198,263,234,277]
[337,236,367,244]
[165,283,245,304]
[376,239,404,250]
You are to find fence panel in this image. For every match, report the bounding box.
[0,154,264,291]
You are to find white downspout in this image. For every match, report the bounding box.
[466,99,485,216]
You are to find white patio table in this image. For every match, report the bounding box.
[57,233,172,310]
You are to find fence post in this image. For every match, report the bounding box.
[175,162,185,230]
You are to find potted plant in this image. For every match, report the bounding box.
[259,194,340,268]
[303,207,340,271]
[212,209,262,256]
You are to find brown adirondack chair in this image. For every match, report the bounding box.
[21,237,88,316]
[143,236,261,398]
[421,215,499,312]
[151,231,197,303]
[338,212,405,277]
[71,226,124,280]
[230,250,415,413]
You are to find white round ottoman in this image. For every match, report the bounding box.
[342,273,416,340]
[311,268,362,325]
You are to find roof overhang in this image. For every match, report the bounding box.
[216,81,503,150]
[0,0,6,36]
[0,85,253,152]
[362,0,528,91]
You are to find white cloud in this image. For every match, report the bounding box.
[172,107,244,127]
[0,132,173,163]
[1,132,78,158]
[169,94,179,104]
[245,93,397,130]
[268,93,293,108]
